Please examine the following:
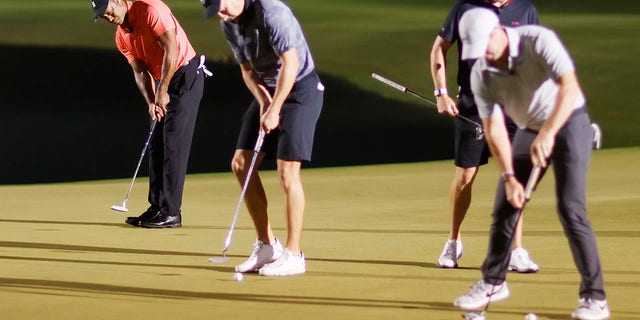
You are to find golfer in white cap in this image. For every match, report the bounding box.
[452,8,610,320]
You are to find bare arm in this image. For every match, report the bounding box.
[130,60,157,118]
[483,110,526,208]
[261,48,299,134]
[429,35,458,116]
[240,61,273,111]
[153,27,179,120]
[531,71,581,168]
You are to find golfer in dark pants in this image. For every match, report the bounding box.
[429,0,539,271]
[452,8,609,320]
[91,0,208,228]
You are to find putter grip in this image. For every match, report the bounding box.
[254,132,266,152]
[372,73,407,93]
[524,166,541,199]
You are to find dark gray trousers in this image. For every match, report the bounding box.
[481,108,606,300]
[148,58,204,217]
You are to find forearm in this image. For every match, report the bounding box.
[484,113,514,174]
[132,66,156,104]
[269,49,299,114]
[240,63,272,108]
[157,44,178,95]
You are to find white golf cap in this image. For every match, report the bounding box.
[459,8,500,60]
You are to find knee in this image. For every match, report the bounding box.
[277,162,301,191]
[231,154,245,177]
[454,167,478,189]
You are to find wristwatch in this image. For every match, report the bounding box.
[434,88,448,97]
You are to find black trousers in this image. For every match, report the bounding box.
[481,108,606,300]
[147,58,204,216]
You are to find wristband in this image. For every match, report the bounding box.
[501,171,515,182]
[434,88,448,97]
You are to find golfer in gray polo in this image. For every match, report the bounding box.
[452,8,609,320]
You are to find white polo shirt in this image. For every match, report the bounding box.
[471,25,586,131]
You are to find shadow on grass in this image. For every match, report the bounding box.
[0,44,453,184]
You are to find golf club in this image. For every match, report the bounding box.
[209,131,266,263]
[371,72,485,140]
[110,119,157,212]
[463,165,542,320]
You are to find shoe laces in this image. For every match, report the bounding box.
[577,297,607,310]
[515,249,533,264]
[248,240,265,258]
[443,241,457,258]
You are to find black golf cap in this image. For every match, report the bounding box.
[201,0,221,20]
[91,0,109,23]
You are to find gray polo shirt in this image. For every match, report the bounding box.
[221,0,315,88]
[471,26,586,131]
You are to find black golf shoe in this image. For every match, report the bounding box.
[125,207,159,227]
[139,212,182,228]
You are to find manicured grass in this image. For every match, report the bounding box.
[0,147,638,319]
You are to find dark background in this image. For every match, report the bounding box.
[0,45,453,184]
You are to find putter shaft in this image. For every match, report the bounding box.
[371,73,484,134]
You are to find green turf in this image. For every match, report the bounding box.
[1,0,638,147]
[0,147,638,319]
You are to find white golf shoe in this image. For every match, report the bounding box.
[438,239,463,268]
[454,280,510,310]
[259,249,306,276]
[572,297,610,320]
[235,238,283,273]
[508,247,539,273]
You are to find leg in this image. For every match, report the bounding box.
[230,149,274,244]
[552,110,606,300]
[277,159,304,254]
[141,64,203,228]
[439,103,488,268]
[449,166,480,240]
[438,165,478,267]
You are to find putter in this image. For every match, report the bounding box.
[463,165,542,320]
[371,72,485,140]
[110,119,157,212]
[209,131,266,263]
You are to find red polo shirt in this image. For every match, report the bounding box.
[115,0,196,80]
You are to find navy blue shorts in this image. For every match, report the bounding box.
[454,92,517,168]
[236,72,324,161]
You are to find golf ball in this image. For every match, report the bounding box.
[233,272,243,281]
[525,313,537,320]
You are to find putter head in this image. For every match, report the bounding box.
[475,127,485,140]
[110,201,128,212]
[208,248,229,263]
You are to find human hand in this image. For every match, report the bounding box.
[531,131,555,168]
[436,95,459,116]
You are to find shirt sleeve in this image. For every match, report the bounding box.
[115,31,137,64]
[264,6,300,56]
[145,3,173,37]
[438,0,463,43]
[534,28,576,80]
